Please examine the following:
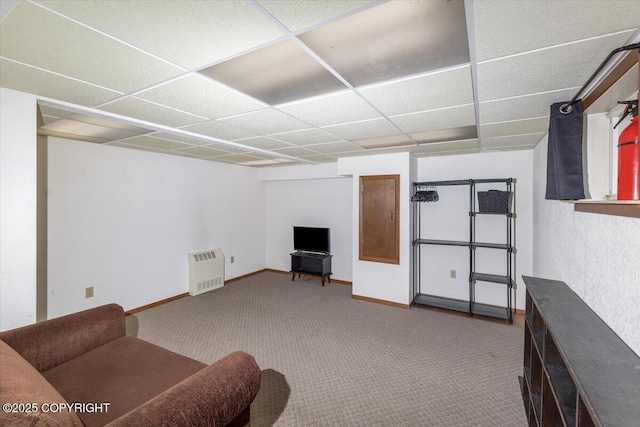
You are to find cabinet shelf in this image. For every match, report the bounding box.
[521,276,640,427]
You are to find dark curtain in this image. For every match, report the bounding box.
[546,101,585,200]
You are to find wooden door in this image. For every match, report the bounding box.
[359,175,400,264]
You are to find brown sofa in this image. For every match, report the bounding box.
[0,304,260,427]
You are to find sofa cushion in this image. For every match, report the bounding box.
[0,340,83,427]
[42,336,206,427]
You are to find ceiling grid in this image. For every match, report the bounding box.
[1,0,637,166]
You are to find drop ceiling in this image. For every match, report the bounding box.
[1,0,638,167]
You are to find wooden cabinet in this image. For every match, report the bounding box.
[521,276,640,426]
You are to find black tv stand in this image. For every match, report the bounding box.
[290,251,332,285]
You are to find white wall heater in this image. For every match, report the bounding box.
[188,248,224,296]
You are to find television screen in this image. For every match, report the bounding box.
[293,226,330,253]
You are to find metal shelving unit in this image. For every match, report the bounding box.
[411,178,517,323]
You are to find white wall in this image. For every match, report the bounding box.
[338,152,414,305]
[47,137,266,318]
[417,150,534,310]
[533,135,640,355]
[265,177,353,281]
[0,88,38,330]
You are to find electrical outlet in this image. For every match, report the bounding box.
[450,270,456,279]
[230,256,235,264]
[85,286,94,298]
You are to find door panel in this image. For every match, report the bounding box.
[359,175,400,264]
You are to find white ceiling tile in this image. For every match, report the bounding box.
[99,97,206,128]
[146,132,208,146]
[305,141,365,154]
[136,74,265,119]
[359,66,474,116]
[181,140,249,154]
[166,150,201,159]
[272,146,319,157]
[474,0,640,61]
[148,132,252,154]
[237,158,300,167]
[0,1,183,93]
[410,126,477,145]
[1,58,121,107]
[332,144,422,158]
[277,91,381,126]
[421,139,479,154]
[477,32,635,102]
[482,133,545,149]
[478,88,577,124]
[64,113,150,133]
[480,117,549,138]
[299,0,469,86]
[172,146,234,158]
[268,128,341,146]
[40,118,143,141]
[181,121,258,142]
[234,136,292,150]
[321,118,401,140]
[352,134,413,149]
[38,130,109,144]
[114,135,193,151]
[107,141,166,153]
[218,108,311,134]
[40,0,284,69]
[299,154,337,163]
[257,0,373,32]
[213,154,265,164]
[390,104,476,134]
[328,150,365,158]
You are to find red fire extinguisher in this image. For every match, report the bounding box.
[614,100,639,200]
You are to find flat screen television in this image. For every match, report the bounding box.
[293,226,330,254]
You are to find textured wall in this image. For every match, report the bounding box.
[533,135,640,355]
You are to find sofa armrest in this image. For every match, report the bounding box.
[0,303,125,372]
[107,351,261,427]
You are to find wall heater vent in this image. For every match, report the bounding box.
[188,248,224,296]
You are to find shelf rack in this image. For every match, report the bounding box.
[411,178,516,323]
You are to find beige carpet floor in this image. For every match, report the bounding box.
[126,271,527,426]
